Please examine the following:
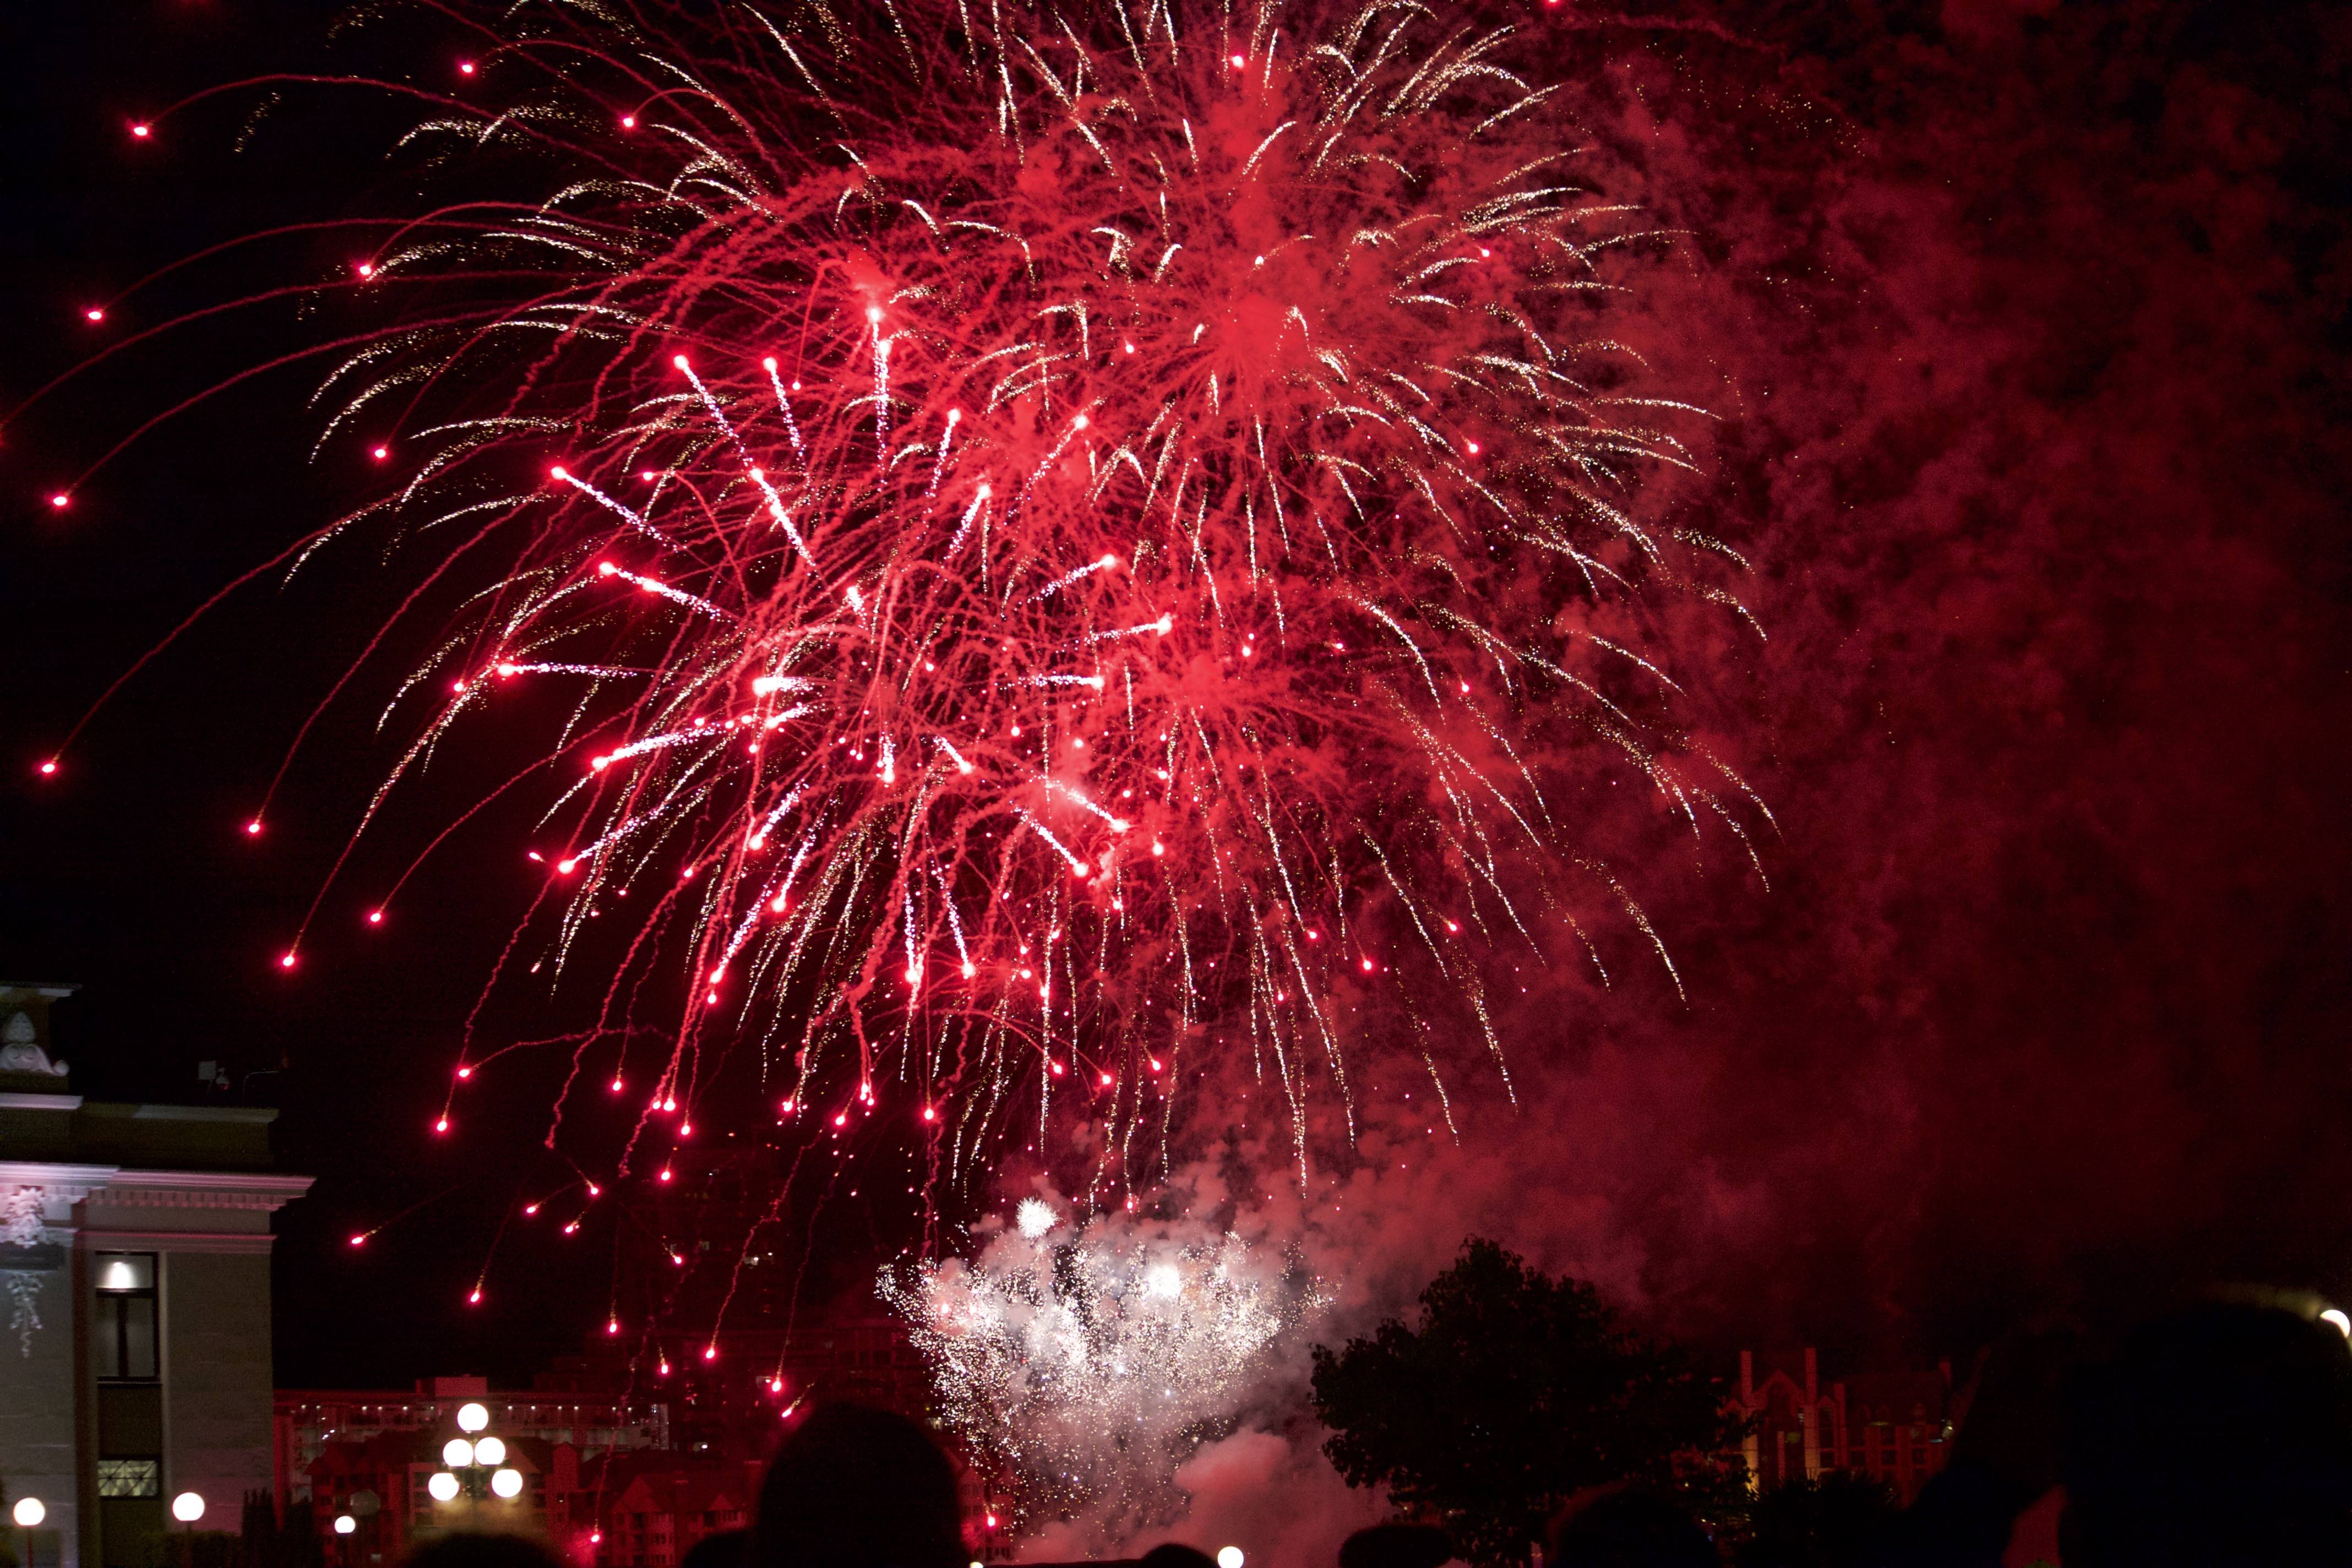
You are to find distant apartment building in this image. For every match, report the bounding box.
[0,983,312,1568]
[1736,1347,1957,1503]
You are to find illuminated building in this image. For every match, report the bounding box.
[1735,1348,1956,1503]
[0,983,312,1568]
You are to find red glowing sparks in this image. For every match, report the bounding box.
[278,951,297,970]
[37,761,57,777]
[348,1234,367,1247]
[130,123,150,138]
[47,494,68,509]
[84,308,105,323]
[433,1117,449,1133]
[129,0,1755,1261]
[467,1287,482,1304]
[367,910,384,924]
[245,820,263,836]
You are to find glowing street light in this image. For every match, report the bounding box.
[1216,1550,1245,1568]
[433,1407,527,1510]
[12,1499,43,1528]
[172,1494,206,1525]
[334,1516,357,1537]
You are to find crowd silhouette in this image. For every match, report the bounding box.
[395,1296,2352,1568]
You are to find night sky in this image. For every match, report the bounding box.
[3,0,2348,1394]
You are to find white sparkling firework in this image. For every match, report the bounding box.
[883,1207,1324,1539]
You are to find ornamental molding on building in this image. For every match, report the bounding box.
[88,1175,314,1214]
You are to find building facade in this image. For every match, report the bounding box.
[0,984,311,1568]
[1736,1347,1957,1504]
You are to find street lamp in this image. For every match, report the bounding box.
[12,1496,42,1568]
[431,1409,527,1515]
[334,1517,357,1537]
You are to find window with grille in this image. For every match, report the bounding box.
[98,1458,161,1498]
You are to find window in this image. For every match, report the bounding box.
[98,1458,161,1498]
[92,1253,159,1381]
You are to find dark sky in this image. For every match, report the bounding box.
[3,0,2348,1391]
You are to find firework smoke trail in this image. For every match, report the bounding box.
[197,0,1765,1207]
[880,1197,1324,1541]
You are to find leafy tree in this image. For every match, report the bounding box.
[1310,1239,1744,1566]
[1733,1474,1899,1568]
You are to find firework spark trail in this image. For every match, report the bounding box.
[219,0,1765,1219]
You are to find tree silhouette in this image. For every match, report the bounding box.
[1311,1239,1743,1565]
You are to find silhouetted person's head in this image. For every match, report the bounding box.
[2062,1301,2352,1566]
[401,1536,568,1568]
[1550,1489,1713,1568]
[1338,1524,1452,1568]
[1138,1544,1219,1568]
[754,1403,967,1568]
[682,1529,752,1568]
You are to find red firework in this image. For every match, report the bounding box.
[54,0,1768,1202]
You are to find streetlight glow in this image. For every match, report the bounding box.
[172,1494,206,1525]
[12,1499,43,1528]
[473,1436,507,1466]
[491,1469,524,1500]
[456,1402,491,1433]
[427,1473,460,1504]
[443,1438,476,1468]
[1217,1549,1245,1568]
[334,1517,357,1536]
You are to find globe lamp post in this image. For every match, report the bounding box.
[431,1411,526,1519]
[13,1496,43,1568]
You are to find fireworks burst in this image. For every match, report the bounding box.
[882,1201,1321,1538]
[46,0,1768,1227]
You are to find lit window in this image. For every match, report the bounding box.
[99,1458,162,1498]
[92,1253,159,1381]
